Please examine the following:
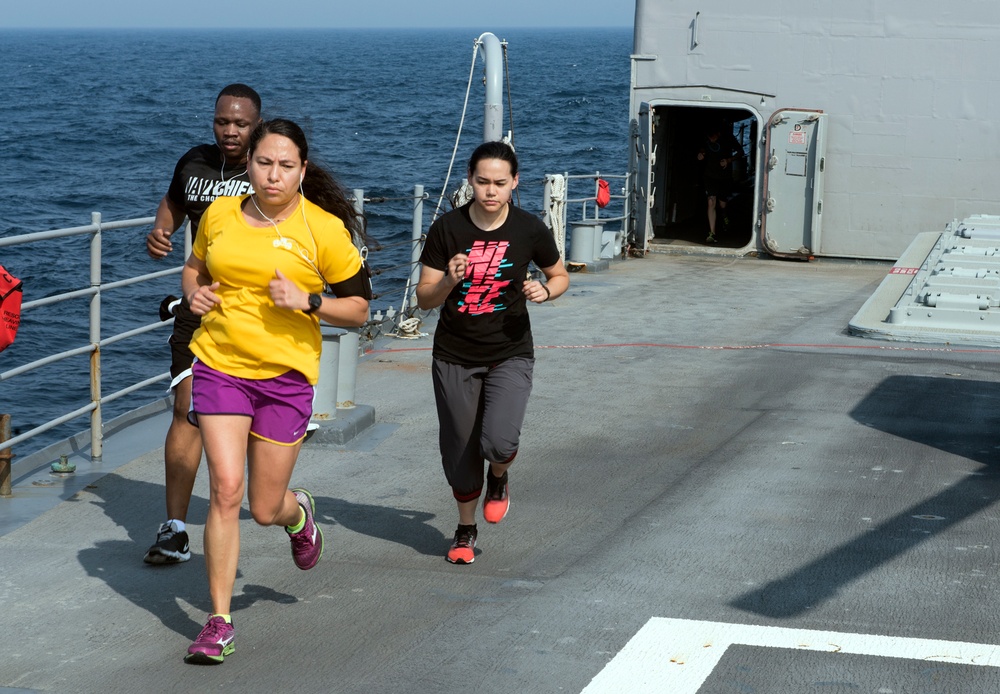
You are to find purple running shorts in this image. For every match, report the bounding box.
[189,360,314,446]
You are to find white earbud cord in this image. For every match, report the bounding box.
[250,189,328,292]
[218,145,248,183]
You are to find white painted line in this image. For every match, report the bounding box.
[582,618,1000,694]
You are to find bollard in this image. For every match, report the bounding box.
[336,328,359,409]
[569,221,604,263]
[51,454,76,474]
[0,414,11,497]
[313,326,345,420]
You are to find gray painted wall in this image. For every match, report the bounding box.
[631,0,1000,259]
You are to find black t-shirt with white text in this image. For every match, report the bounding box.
[420,202,561,366]
[166,144,253,237]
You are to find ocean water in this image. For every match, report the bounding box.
[0,27,631,457]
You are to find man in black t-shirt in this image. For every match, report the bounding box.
[697,121,742,243]
[142,83,262,565]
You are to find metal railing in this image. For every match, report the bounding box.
[566,171,632,229]
[0,174,626,482]
[0,212,169,463]
[0,186,432,472]
[353,185,427,320]
[544,171,632,263]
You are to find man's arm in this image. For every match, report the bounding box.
[146,195,187,259]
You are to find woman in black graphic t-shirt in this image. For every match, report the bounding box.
[417,141,569,565]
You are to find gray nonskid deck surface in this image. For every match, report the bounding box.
[3,253,1000,693]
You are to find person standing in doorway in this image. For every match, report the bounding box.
[416,141,569,565]
[143,84,262,565]
[697,120,742,243]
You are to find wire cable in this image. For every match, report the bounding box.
[432,39,481,224]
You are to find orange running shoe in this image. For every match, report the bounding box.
[483,471,509,524]
[446,524,477,564]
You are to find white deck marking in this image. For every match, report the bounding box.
[581,618,1000,693]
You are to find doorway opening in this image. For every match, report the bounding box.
[648,105,759,250]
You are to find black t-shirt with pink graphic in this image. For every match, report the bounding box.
[420,202,561,366]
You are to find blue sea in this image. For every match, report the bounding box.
[0,27,631,457]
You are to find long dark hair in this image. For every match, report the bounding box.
[248,118,366,245]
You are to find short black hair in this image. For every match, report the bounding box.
[216,83,261,114]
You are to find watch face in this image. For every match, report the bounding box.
[309,293,322,312]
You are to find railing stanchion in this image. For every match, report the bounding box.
[352,188,365,228]
[89,212,103,463]
[0,414,11,497]
[562,171,570,245]
[406,185,424,313]
[593,170,600,221]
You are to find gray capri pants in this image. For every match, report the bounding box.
[431,356,534,501]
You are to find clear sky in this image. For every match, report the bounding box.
[3,0,636,29]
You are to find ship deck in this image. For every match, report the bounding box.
[3,251,1000,693]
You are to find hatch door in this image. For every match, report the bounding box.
[632,103,655,252]
[761,109,827,258]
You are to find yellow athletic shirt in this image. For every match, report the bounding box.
[190,194,362,384]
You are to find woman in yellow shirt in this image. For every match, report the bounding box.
[181,118,370,665]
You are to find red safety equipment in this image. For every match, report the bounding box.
[596,179,610,208]
[0,266,22,353]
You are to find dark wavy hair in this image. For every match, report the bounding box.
[248,118,366,244]
[467,140,519,177]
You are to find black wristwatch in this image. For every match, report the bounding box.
[303,293,322,315]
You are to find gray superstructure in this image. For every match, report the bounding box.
[629,1,1000,259]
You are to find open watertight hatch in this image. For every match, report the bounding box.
[760,108,827,259]
[850,215,1000,346]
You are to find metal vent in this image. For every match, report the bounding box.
[850,215,1000,345]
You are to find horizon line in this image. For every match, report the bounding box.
[0,24,633,31]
